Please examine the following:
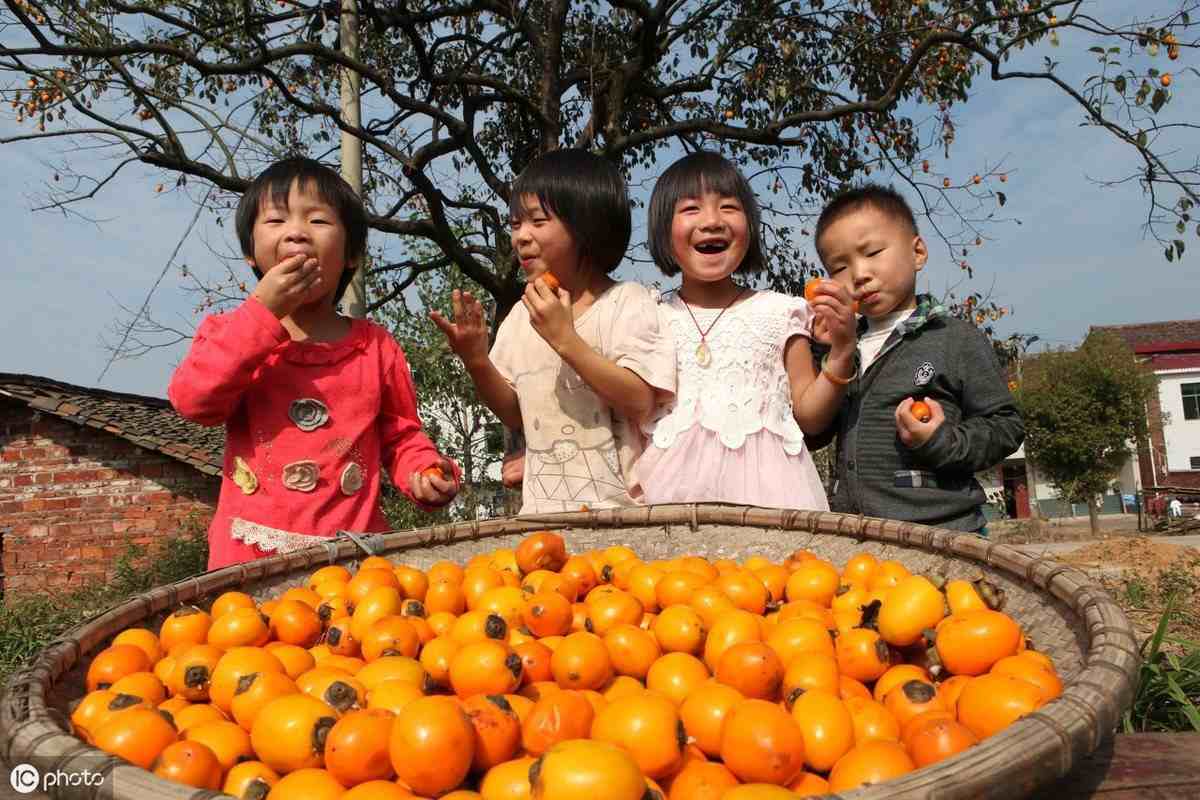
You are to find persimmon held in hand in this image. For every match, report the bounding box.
[910,400,932,423]
[804,278,859,313]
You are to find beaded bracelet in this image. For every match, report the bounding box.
[821,353,855,386]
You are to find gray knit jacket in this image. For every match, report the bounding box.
[808,296,1025,532]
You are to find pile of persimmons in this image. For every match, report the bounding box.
[69,533,1061,799]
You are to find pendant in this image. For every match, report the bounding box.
[696,340,712,368]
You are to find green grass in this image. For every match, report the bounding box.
[0,519,208,686]
[1122,600,1200,733]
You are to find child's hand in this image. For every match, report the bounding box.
[806,280,858,355]
[501,448,525,488]
[896,397,944,448]
[523,279,575,353]
[252,254,323,319]
[410,457,460,507]
[430,290,490,366]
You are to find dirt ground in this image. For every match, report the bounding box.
[990,515,1200,646]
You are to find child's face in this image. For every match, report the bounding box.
[248,179,347,306]
[669,190,749,284]
[510,195,582,282]
[817,205,927,318]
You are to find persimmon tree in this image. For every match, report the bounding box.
[1,0,1196,330]
[1015,330,1158,535]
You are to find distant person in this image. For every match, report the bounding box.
[170,158,459,570]
[806,184,1025,534]
[1169,497,1184,518]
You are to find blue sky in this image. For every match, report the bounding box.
[2,2,1197,397]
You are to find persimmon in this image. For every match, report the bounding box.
[721,786,797,800]
[651,571,704,610]
[899,708,956,744]
[151,738,224,789]
[230,671,298,732]
[716,642,784,700]
[428,559,466,585]
[910,399,932,423]
[516,532,568,574]
[936,673,972,716]
[990,654,1063,702]
[714,570,770,615]
[269,599,323,648]
[702,609,762,672]
[839,674,872,702]
[844,696,901,744]
[461,694,522,772]
[366,679,424,717]
[719,698,806,785]
[160,606,213,652]
[211,591,257,620]
[523,590,573,638]
[789,771,832,797]
[86,644,152,692]
[308,565,353,589]
[873,664,931,703]
[521,689,595,755]
[586,589,644,636]
[297,666,367,712]
[324,618,361,658]
[512,640,554,685]
[356,654,426,692]
[688,586,737,628]
[346,568,402,607]
[646,652,710,705]
[477,754,536,799]
[223,761,280,799]
[935,609,1022,676]
[782,651,840,699]
[453,610,510,645]
[350,586,405,643]
[419,636,461,689]
[604,623,662,680]
[92,707,179,770]
[71,691,146,743]
[324,708,397,786]
[904,714,978,767]
[883,680,945,728]
[264,768,345,799]
[627,563,666,612]
[208,607,272,650]
[112,628,164,665]
[537,271,561,293]
[868,560,911,592]
[679,681,744,758]
[171,703,228,734]
[789,688,855,772]
[652,605,706,655]
[835,627,892,683]
[184,718,254,772]
[956,672,1045,739]
[389,695,476,796]
[827,740,915,792]
[426,579,468,616]
[878,575,946,647]
[550,632,613,690]
[209,646,287,713]
[785,559,841,606]
[280,586,325,611]
[476,586,528,630]
[560,556,599,597]
[342,781,418,800]
[602,675,646,702]
[591,691,686,779]
[168,643,225,702]
[108,671,167,706]
[316,596,353,626]
[450,640,524,697]
[529,739,647,800]
[667,759,740,800]
[361,616,421,662]
[765,617,835,667]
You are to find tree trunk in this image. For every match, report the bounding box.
[1088,494,1101,535]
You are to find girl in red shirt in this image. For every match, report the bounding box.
[169,158,458,569]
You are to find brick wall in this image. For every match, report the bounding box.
[1138,388,1200,491]
[0,398,219,597]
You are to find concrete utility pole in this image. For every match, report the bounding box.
[340,0,366,319]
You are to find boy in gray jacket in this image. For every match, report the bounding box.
[805,185,1024,533]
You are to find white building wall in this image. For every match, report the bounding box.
[1156,368,1200,473]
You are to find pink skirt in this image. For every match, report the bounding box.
[633,424,830,510]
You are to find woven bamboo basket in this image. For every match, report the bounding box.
[1,505,1139,799]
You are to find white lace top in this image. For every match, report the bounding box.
[642,290,811,454]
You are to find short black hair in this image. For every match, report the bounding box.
[509,149,631,276]
[235,157,369,304]
[814,183,919,263]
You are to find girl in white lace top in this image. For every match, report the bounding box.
[633,153,852,509]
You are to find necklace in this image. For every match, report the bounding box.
[679,285,748,368]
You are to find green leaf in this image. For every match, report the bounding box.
[1175,240,1186,258]
[1114,75,1127,93]
[1166,245,1175,262]
[1151,88,1167,112]
[997,191,1006,207]
[1137,130,1148,147]
[1089,46,1105,54]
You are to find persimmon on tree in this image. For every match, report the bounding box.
[1,0,1196,328]
[1015,331,1158,535]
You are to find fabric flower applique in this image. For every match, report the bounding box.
[282,460,320,492]
[232,456,258,495]
[340,463,364,496]
[288,398,330,431]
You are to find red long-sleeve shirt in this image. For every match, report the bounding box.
[169,297,448,569]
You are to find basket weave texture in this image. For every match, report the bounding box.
[0,505,1139,799]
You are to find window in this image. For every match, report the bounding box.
[1192,456,1200,471]
[1184,383,1200,421]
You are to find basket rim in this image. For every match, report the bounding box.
[0,504,1140,799]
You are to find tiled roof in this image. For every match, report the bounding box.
[1090,320,1200,353]
[0,373,223,476]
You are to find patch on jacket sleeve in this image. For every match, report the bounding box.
[913,361,936,387]
[894,470,939,489]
